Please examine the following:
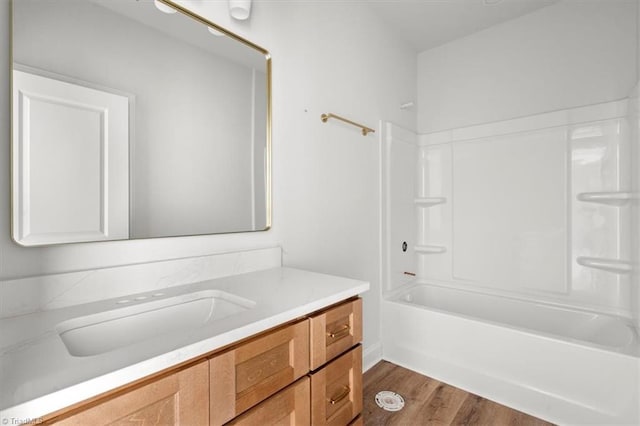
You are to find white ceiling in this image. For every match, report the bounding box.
[364,0,560,52]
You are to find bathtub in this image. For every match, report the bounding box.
[381,284,640,425]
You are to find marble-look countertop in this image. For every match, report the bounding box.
[0,267,369,422]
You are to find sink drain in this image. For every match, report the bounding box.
[375,391,405,411]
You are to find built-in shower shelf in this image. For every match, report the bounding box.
[414,197,446,207]
[576,256,633,274]
[576,192,638,205]
[415,245,447,254]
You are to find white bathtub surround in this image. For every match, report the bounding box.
[0,267,369,421]
[0,246,281,319]
[629,82,640,331]
[381,123,418,293]
[381,96,639,424]
[382,286,639,425]
[384,99,637,318]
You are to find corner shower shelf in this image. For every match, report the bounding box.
[576,256,633,274]
[415,245,447,254]
[414,197,446,207]
[576,192,638,205]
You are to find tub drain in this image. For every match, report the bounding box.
[375,391,405,411]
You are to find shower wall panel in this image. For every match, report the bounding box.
[382,124,417,293]
[416,144,451,281]
[451,127,567,294]
[416,100,634,317]
[630,84,640,328]
[571,117,632,314]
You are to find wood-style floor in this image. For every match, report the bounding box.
[363,361,554,426]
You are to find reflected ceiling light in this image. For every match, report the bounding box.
[229,0,251,20]
[571,126,604,140]
[154,0,177,14]
[400,101,414,110]
[207,26,225,37]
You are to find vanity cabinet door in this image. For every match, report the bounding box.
[309,298,362,370]
[349,414,364,426]
[51,360,208,425]
[228,377,310,426]
[310,345,363,426]
[209,319,310,425]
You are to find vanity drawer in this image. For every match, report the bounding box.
[209,319,309,425]
[310,345,363,426]
[49,361,209,425]
[310,298,362,370]
[228,377,310,425]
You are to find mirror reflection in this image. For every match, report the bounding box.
[11,0,270,246]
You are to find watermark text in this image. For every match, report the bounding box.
[1,417,44,425]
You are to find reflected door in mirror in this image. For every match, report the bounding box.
[12,70,129,246]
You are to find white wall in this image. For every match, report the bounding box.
[0,0,416,362]
[261,1,416,363]
[417,0,637,133]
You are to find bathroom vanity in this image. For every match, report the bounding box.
[4,0,371,422]
[0,267,369,425]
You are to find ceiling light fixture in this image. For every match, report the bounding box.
[154,0,177,14]
[229,0,252,21]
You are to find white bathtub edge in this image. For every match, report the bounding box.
[381,300,640,425]
[381,347,628,426]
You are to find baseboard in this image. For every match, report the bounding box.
[362,341,383,372]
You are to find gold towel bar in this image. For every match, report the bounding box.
[321,113,375,136]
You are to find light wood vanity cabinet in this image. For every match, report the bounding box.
[349,414,364,426]
[50,361,209,425]
[309,298,362,370]
[227,377,311,425]
[46,297,362,426]
[209,320,310,424]
[230,298,364,426]
[310,345,363,426]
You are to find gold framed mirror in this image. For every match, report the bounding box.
[11,0,271,246]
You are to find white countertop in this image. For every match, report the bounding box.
[0,267,369,422]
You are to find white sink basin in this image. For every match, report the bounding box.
[56,290,255,357]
